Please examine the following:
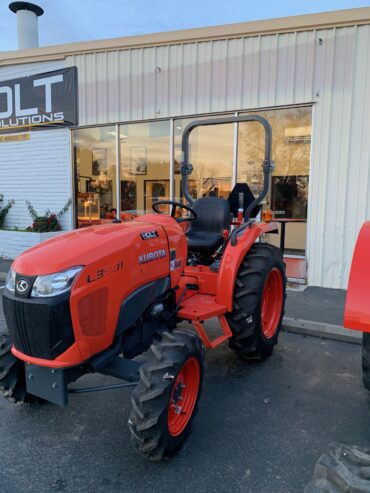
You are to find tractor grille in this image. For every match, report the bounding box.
[2,291,75,360]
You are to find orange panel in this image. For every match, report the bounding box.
[284,257,306,279]
[344,221,370,333]
[78,288,108,337]
[216,222,278,311]
[135,214,188,288]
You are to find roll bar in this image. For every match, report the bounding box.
[180,115,274,222]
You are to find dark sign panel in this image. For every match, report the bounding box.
[0,67,78,132]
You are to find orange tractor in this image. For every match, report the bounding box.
[0,115,286,460]
[344,221,370,391]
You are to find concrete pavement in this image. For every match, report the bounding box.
[0,332,368,493]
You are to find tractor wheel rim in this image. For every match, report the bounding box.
[261,267,284,339]
[167,356,200,437]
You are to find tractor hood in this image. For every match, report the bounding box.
[12,220,167,276]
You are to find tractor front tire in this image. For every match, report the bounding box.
[362,333,370,391]
[128,329,205,461]
[227,243,286,360]
[0,332,44,404]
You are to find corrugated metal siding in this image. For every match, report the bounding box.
[66,32,320,123]
[307,25,370,289]
[65,25,370,288]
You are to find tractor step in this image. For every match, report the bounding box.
[178,293,226,320]
[178,294,232,348]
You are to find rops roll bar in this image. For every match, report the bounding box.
[180,114,274,222]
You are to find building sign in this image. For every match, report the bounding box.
[0,133,30,142]
[0,67,78,132]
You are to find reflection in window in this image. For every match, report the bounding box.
[238,107,311,212]
[271,176,309,219]
[120,121,170,215]
[174,116,234,202]
[237,107,312,253]
[73,126,117,228]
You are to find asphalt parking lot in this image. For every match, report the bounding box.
[0,286,369,493]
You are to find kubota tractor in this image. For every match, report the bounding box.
[0,115,286,461]
[344,221,370,391]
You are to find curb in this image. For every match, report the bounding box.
[182,317,362,345]
[283,317,362,345]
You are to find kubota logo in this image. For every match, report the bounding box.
[16,279,29,293]
[139,249,166,265]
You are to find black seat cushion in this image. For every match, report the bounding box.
[186,197,230,254]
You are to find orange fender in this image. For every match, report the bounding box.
[216,222,278,311]
[344,221,370,333]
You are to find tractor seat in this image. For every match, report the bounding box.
[186,197,231,254]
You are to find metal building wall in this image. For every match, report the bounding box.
[65,25,370,289]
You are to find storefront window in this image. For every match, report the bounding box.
[237,107,312,254]
[120,120,170,216]
[174,116,234,202]
[73,126,117,228]
[72,107,311,256]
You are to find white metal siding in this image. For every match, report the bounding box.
[66,32,321,123]
[64,25,370,289]
[307,26,370,289]
[0,129,73,232]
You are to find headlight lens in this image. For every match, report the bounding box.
[31,266,83,298]
[5,267,16,293]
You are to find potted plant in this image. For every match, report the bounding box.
[26,199,72,232]
[0,199,72,260]
[0,196,15,229]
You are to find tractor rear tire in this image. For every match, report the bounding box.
[362,333,370,391]
[0,332,44,405]
[226,243,286,360]
[128,329,205,461]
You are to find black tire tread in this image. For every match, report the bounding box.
[0,332,44,405]
[226,243,286,359]
[128,329,205,461]
[362,333,370,391]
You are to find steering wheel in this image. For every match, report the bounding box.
[152,200,197,223]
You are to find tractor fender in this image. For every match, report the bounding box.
[216,222,278,311]
[344,221,370,333]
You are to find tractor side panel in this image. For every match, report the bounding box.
[216,223,278,311]
[344,221,370,333]
[69,226,169,361]
[135,214,188,288]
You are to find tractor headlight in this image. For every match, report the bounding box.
[5,267,16,293]
[31,266,83,298]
